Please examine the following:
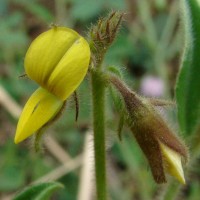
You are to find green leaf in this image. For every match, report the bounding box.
[13,182,64,200]
[176,0,200,135]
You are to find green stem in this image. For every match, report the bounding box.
[91,69,107,200]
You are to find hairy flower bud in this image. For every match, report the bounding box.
[89,11,123,65]
[110,75,188,184]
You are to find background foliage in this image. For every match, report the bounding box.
[0,0,200,199]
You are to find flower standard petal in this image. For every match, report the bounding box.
[24,27,80,88]
[15,87,64,144]
[47,37,90,100]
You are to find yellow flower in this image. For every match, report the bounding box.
[15,27,90,144]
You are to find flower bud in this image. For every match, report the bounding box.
[110,75,188,184]
[89,11,123,64]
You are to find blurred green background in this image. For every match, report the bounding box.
[0,0,198,200]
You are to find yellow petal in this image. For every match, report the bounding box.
[47,36,90,100]
[24,27,80,88]
[15,87,63,144]
[160,143,185,184]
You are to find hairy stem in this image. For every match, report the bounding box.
[91,69,107,200]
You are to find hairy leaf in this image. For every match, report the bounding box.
[176,0,200,135]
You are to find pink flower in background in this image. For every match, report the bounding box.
[140,76,164,97]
